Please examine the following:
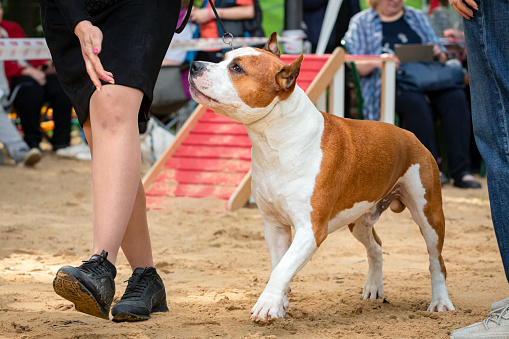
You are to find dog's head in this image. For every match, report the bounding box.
[188,32,304,124]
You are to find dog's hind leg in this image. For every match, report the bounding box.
[262,216,292,310]
[400,163,455,312]
[349,218,384,300]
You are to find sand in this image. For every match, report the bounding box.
[0,152,504,339]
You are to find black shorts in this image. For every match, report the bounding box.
[40,0,180,126]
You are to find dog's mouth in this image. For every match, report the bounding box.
[189,79,219,104]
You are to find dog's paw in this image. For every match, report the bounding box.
[427,297,455,312]
[362,275,384,300]
[249,289,286,322]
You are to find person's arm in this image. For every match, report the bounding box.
[355,54,401,77]
[216,6,254,20]
[53,0,93,32]
[191,5,254,24]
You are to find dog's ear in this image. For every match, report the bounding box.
[276,54,303,91]
[263,32,281,58]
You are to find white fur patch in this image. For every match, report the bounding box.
[327,201,375,233]
[249,86,325,232]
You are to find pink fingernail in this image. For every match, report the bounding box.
[93,48,98,54]
[102,76,107,81]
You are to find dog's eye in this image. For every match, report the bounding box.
[229,63,244,74]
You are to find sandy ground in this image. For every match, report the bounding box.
[0,150,505,339]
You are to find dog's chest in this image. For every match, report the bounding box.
[251,152,322,225]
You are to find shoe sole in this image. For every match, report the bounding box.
[53,271,109,320]
[112,301,169,323]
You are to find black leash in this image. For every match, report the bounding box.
[175,0,234,50]
[175,0,194,34]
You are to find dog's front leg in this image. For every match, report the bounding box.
[250,227,318,322]
[263,217,292,310]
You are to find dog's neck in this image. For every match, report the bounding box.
[244,85,325,164]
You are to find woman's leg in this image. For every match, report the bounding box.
[428,88,472,180]
[12,76,45,149]
[395,89,440,160]
[44,74,73,150]
[85,84,151,266]
[83,117,153,270]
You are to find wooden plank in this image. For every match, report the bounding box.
[155,169,246,186]
[166,157,252,173]
[199,112,236,123]
[174,145,252,160]
[191,122,248,135]
[227,170,252,211]
[183,133,252,147]
[143,104,208,189]
[306,47,346,102]
[381,62,386,122]
[174,184,237,200]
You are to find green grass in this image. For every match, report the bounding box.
[259,0,284,36]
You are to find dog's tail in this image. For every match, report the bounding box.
[389,198,406,213]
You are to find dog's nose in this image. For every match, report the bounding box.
[190,61,206,76]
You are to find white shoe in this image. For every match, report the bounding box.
[75,151,91,161]
[56,142,90,158]
[450,303,509,338]
[22,148,42,167]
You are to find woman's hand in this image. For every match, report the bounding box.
[21,67,46,86]
[432,44,447,63]
[44,61,56,75]
[74,20,114,91]
[190,7,212,24]
[444,29,465,42]
[448,0,478,20]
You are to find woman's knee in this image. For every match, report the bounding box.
[89,85,143,131]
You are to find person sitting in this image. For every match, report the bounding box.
[0,1,72,152]
[0,60,41,166]
[190,0,256,63]
[344,0,481,189]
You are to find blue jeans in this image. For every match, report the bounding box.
[464,1,509,282]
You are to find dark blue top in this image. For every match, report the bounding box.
[382,16,422,53]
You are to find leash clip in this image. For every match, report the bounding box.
[222,33,234,50]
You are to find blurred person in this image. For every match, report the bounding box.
[0,63,41,166]
[39,0,181,322]
[303,0,361,53]
[344,0,481,189]
[0,0,72,152]
[191,0,256,63]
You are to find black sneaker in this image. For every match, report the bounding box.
[111,267,168,322]
[53,250,116,320]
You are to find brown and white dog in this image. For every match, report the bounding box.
[188,33,455,322]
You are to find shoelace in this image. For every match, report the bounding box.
[121,268,152,300]
[79,253,108,276]
[483,304,509,329]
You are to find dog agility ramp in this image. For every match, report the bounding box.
[143,48,345,211]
